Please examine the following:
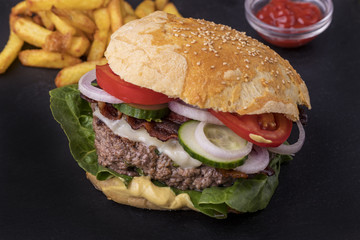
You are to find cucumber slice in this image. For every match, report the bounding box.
[113,103,170,120]
[178,121,247,169]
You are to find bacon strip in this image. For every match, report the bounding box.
[125,115,179,141]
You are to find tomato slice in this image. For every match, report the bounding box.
[96,64,172,105]
[209,110,293,147]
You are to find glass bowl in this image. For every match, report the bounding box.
[244,0,334,48]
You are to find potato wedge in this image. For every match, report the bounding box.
[124,15,138,24]
[43,31,72,53]
[0,31,24,74]
[108,0,124,33]
[36,11,55,30]
[65,36,90,57]
[55,58,107,87]
[87,30,108,61]
[11,1,28,16]
[163,3,182,17]
[19,49,81,68]
[54,0,104,10]
[155,0,169,11]
[46,11,77,35]
[135,0,155,18]
[26,0,55,12]
[51,8,97,34]
[123,1,135,16]
[93,8,110,31]
[12,17,51,47]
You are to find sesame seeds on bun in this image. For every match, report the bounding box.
[105,11,311,120]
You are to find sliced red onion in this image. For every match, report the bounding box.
[195,121,253,160]
[268,121,305,155]
[168,100,223,125]
[235,146,269,174]
[78,69,123,104]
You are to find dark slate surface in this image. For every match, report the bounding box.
[1,0,359,239]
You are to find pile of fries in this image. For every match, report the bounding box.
[0,0,181,87]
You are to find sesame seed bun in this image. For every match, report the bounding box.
[105,11,311,120]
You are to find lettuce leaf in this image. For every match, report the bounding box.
[49,85,132,185]
[49,85,291,218]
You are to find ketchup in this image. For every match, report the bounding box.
[256,0,323,47]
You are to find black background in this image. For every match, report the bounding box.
[1,0,360,239]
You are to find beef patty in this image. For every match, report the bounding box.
[93,117,235,190]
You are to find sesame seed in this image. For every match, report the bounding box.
[202,47,207,51]
[223,62,227,65]
[197,61,201,66]
[194,51,198,55]
[174,33,179,37]
[282,79,285,84]
[244,106,248,109]
[210,65,215,69]
[245,65,249,69]
[234,52,239,55]
[215,54,219,57]
[185,44,190,47]
[184,50,188,54]
[191,40,196,44]
[236,77,240,80]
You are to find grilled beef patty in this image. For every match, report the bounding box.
[93,117,235,190]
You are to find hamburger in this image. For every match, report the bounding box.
[50,11,311,218]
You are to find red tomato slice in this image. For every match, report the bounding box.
[96,64,172,105]
[209,110,293,147]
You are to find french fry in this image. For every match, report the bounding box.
[124,15,138,24]
[55,58,107,87]
[163,3,182,17]
[66,35,90,57]
[12,17,51,47]
[54,0,104,10]
[102,0,111,8]
[87,30,109,61]
[51,8,97,34]
[155,0,169,11]
[135,0,155,18]
[46,11,77,35]
[11,1,28,15]
[26,0,55,12]
[19,49,81,68]
[0,31,24,74]
[37,11,55,30]
[43,31,72,53]
[123,1,135,16]
[108,0,124,33]
[93,8,110,31]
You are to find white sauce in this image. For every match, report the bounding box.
[93,108,202,168]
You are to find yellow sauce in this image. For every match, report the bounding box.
[88,174,196,211]
[249,133,273,144]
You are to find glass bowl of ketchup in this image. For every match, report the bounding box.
[245,0,333,48]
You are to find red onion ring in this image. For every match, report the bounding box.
[168,100,223,125]
[78,69,123,104]
[268,121,305,155]
[195,121,253,160]
[235,146,269,174]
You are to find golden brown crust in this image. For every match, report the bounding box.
[105,11,311,120]
[86,173,195,211]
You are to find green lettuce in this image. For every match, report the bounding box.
[49,85,291,219]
